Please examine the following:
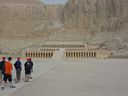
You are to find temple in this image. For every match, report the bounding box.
[23,41,111,60]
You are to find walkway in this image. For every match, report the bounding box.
[9,59,128,96]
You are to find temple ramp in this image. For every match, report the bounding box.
[52,48,65,61]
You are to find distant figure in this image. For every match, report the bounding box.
[1,57,15,90]
[24,58,31,82]
[14,57,22,83]
[29,58,33,79]
[0,57,6,84]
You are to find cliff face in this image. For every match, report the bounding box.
[0,1,62,38]
[0,0,62,49]
[0,0,128,55]
[60,0,128,54]
[61,0,128,33]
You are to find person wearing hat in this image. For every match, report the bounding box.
[1,57,15,90]
[14,57,22,83]
[0,57,6,84]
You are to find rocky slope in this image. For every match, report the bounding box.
[61,0,128,32]
[61,0,128,55]
[0,0,62,51]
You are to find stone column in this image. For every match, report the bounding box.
[81,52,83,58]
[69,52,71,58]
[48,52,51,58]
[91,52,93,58]
[65,52,67,58]
[90,52,91,58]
[43,53,45,58]
[31,53,33,58]
[94,52,96,58]
[45,53,47,58]
[40,53,42,58]
[75,52,77,58]
[68,52,69,58]
[29,53,31,58]
[39,53,40,58]
[49,52,51,58]
[78,52,80,58]
[73,52,75,58]
[26,53,28,58]
[28,53,30,57]
[84,52,85,58]
[51,53,53,58]
[87,53,88,58]
[35,53,37,58]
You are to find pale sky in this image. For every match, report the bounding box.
[40,0,68,5]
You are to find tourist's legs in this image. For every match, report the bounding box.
[16,69,21,82]
[25,74,29,82]
[0,70,2,83]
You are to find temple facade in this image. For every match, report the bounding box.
[23,41,111,60]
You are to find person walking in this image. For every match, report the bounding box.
[24,58,31,82]
[1,57,15,90]
[0,57,6,84]
[14,57,22,83]
[29,58,33,79]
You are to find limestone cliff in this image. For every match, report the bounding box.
[61,0,128,32]
[0,0,62,50]
[60,0,128,55]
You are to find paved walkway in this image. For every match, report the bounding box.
[0,59,58,96]
[9,59,128,96]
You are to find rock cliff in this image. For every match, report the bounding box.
[0,0,62,50]
[61,0,128,32]
[60,0,128,55]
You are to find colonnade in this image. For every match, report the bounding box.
[25,52,54,58]
[65,51,97,58]
[41,44,85,49]
[25,51,97,59]
[24,48,110,59]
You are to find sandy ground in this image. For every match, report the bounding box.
[0,59,128,96]
[0,59,58,96]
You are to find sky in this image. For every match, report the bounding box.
[40,0,68,5]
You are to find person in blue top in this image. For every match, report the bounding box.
[14,57,22,83]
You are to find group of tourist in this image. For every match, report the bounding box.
[0,56,34,90]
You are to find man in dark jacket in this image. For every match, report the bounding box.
[29,58,33,79]
[0,57,6,83]
[14,57,22,83]
[24,58,31,82]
